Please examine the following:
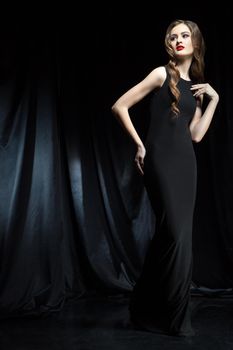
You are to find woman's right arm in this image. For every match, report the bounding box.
[111,66,166,147]
[111,66,166,175]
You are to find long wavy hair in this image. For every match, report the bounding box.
[164,19,205,115]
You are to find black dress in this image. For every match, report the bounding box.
[129,66,198,337]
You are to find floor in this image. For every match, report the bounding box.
[1,294,233,350]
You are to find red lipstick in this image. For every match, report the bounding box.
[176,45,184,51]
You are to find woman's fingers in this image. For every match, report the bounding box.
[193,88,205,97]
[137,164,144,175]
[190,84,205,89]
[135,158,144,175]
[190,84,207,98]
[135,145,146,176]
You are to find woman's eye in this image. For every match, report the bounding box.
[183,34,189,38]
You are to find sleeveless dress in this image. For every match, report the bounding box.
[129,66,198,337]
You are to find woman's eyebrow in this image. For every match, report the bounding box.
[170,31,191,37]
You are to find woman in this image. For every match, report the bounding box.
[111,19,219,337]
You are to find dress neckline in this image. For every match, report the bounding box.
[180,77,192,82]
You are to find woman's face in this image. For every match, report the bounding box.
[169,23,194,59]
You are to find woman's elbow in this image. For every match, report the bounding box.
[192,135,202,143]
[190,128,202,143]
[111,103,117,114]
[111,103,122,117]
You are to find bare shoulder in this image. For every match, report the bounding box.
[145,66,167,88]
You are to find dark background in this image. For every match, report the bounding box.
[0,6,232,317]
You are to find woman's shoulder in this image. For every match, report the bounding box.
[149,66,167,88]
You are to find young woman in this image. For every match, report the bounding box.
[111,19,219,337]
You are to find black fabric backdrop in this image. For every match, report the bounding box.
[0,8,233,318]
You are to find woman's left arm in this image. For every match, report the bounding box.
[189,83,219,142]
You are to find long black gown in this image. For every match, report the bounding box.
[129,66,198,337]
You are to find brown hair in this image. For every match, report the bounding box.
[164,19,206,115]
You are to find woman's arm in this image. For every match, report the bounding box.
[189,83,219,142]
[111,66,166,147]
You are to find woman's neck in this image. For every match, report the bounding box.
[176,58,192,80]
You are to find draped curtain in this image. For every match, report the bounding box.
[0,13,232,317]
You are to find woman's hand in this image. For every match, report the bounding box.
[190,83,219,101]
[135,144,146,176]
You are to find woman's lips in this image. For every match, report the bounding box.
[176,46,184,51]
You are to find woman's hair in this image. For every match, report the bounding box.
[164,19,206,115]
